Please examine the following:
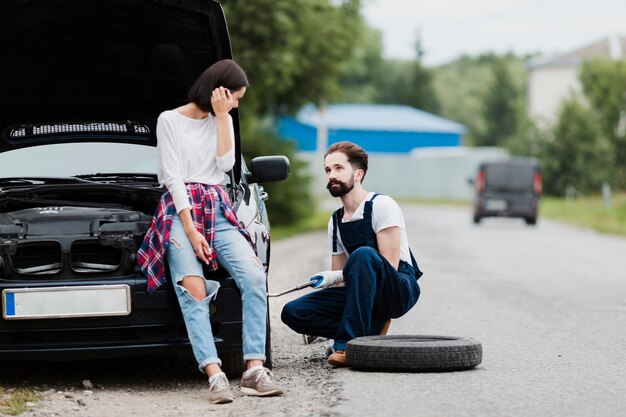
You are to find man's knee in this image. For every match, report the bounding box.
[345,246,381,269]
[281,300,305,330]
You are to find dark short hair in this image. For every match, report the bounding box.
[187,59,249,115]
[325,141,369,181]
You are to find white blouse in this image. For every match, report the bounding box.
[156,109,235,213]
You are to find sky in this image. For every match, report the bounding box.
[361,0,626,66]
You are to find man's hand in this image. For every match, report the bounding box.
[310,270,343,289]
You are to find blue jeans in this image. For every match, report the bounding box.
[281,246,420,351]
[167,209,267,372]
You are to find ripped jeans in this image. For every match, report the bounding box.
[167,209,267,372]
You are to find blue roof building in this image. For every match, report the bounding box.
[278,103,466,153]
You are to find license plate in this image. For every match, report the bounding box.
[485,199,507,210]
[2,285,131,320]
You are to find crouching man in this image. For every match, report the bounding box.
[281,141,423,366]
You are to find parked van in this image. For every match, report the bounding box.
[471,158,542,225]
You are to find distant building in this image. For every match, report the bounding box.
[278,103,466,153]
[527,34,626,125]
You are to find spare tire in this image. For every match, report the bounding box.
[346,335,482,372]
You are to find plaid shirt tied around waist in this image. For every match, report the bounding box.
[137,183,251,293]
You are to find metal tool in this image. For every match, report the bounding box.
[267,280,315,297]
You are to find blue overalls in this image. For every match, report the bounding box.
[281,194,423,351]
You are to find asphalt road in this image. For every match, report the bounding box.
[6,203,626,417]
[325,204,626,417]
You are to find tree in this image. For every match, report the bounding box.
[579,59,626,187]
[540,98,612,196]
[220,0,363,224]
[222,0,362,117]
[374,35,440,113]
[432,53,528,146]
[336,25,385,103]
[239,118,315,226]
[474,56,523,146]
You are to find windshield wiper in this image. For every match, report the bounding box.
[0,177,95,186]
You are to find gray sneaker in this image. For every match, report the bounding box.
[240,367,284,397]
[208,372,234,404]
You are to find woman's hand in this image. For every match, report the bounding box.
[211,86,235,116]
[187,229,212,265]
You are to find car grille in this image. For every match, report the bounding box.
[2,239,136,279]
[12,241,62,275]
[71,240,122,272]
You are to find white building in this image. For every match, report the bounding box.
[527,34,626,125]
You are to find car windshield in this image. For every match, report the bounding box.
[0,142,157,178]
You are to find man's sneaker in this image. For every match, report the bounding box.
[327,350,347,367]
[240,367,283,397]
[208,372,234,404]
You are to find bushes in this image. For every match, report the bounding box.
[240,118,315,226]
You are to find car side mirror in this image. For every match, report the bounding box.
[467,177,475,185]
[245,155,290,183]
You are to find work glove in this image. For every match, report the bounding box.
[310,270,344,289]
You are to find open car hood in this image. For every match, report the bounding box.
[0,0,237,153]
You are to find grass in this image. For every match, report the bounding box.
[540,193,626,236]
[0,387,43,416]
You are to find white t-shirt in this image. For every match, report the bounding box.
[156,110,236,213]
[327,192,411,263]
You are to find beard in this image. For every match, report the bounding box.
[327,178,354,197]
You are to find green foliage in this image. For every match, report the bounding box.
[433,53,527,145]
[0,387,42,416]
[541,194,626,237]
[336,32,440,113]
[540,98,612,195]
[336,25,385,103]
[239,117,315,226]
[580,59,626,139]
[579,59,626,187]
[223,0,362,116]
[221,0,364,225]
[474,57,523,146]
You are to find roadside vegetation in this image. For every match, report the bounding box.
[272,209,331,240]
[541,194,626,236]
[0,387,42,416]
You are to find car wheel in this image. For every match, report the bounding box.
[346,335,482,372]
[473,215,481,224]
[525,217,537,226]
[221,349,246,378]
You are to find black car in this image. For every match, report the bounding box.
[471,158,542,225]
[0,0,288,376]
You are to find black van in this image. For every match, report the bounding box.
[471,158,542,225]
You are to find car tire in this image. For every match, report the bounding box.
[264,306,273,370]
[346,335,482,372]
[525,217,537,226]
[221,349,246,378]
[473,215,481,224]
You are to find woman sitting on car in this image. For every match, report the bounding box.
[137,59,282,404]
